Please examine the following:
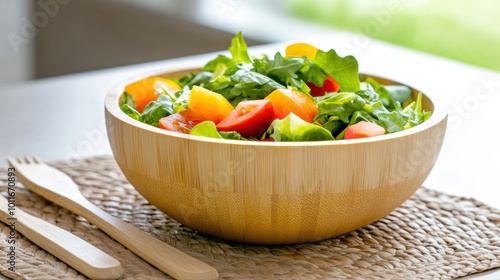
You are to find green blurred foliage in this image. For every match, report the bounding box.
[287,0,500,71]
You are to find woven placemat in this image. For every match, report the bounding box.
[1,156,500,280]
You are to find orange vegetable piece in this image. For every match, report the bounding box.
[125,77,181,113]
[188,86,234,124]
[285,43,319,59]
[264,88,318,123]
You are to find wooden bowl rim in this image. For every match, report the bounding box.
[105,67,448,147]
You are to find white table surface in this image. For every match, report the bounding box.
[1,32,499,279]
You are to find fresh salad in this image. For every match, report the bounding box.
[120,32,431,141]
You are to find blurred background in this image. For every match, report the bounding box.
[1,0,499,85]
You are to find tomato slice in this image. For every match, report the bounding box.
[307,76,340,97]
[216,100,275,138]
[344,121,385,139]
[159,109,204,134]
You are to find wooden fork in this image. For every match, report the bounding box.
[0,194,123,279]
[7,156,219,280]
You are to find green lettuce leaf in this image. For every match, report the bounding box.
[313,49,360,92]
[190,121,223,139]
[190,121,245,140]
[228,31,252,64]
[270,113,334,141]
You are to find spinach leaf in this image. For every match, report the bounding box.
[203,55,233,72]
[141,95,175,127]
[314,49,360,92]
[270,113,334,141]
[386,85,412,104]
[183,71,213,88]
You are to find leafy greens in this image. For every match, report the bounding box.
[120,32,432,142]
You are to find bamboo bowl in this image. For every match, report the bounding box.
[105,69,447,245]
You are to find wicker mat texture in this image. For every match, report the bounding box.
[1,156,500,280]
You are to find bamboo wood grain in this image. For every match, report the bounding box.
[0,194,123,280]
[7,157,219,280]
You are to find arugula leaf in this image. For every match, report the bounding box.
[253,53,316,94]
[297,58,327,87]
[120,104,142,121]
[228,31,252,64]
[314,49,360,92]
[119,92,137,109]
[403,92,432,129]
[178,71,213,88]
[270,113,334,141]
[264,53,303,84]
[171,87,190,113]
[369,101,409,133]
[205,67,285,106]
[316,87,411,137]
[252,53,326,95]
[141,95,175,127]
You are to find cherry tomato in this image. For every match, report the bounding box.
[307,76,340,97]
[264,88,318,123]
[159,109,204,134]
[216,100,275,138]
[344,121,385,139]
[124,77,181,113]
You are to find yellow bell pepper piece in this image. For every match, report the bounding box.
[188,86,234,124]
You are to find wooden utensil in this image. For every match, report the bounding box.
[0,193,123,279]
[7,156,219,280]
